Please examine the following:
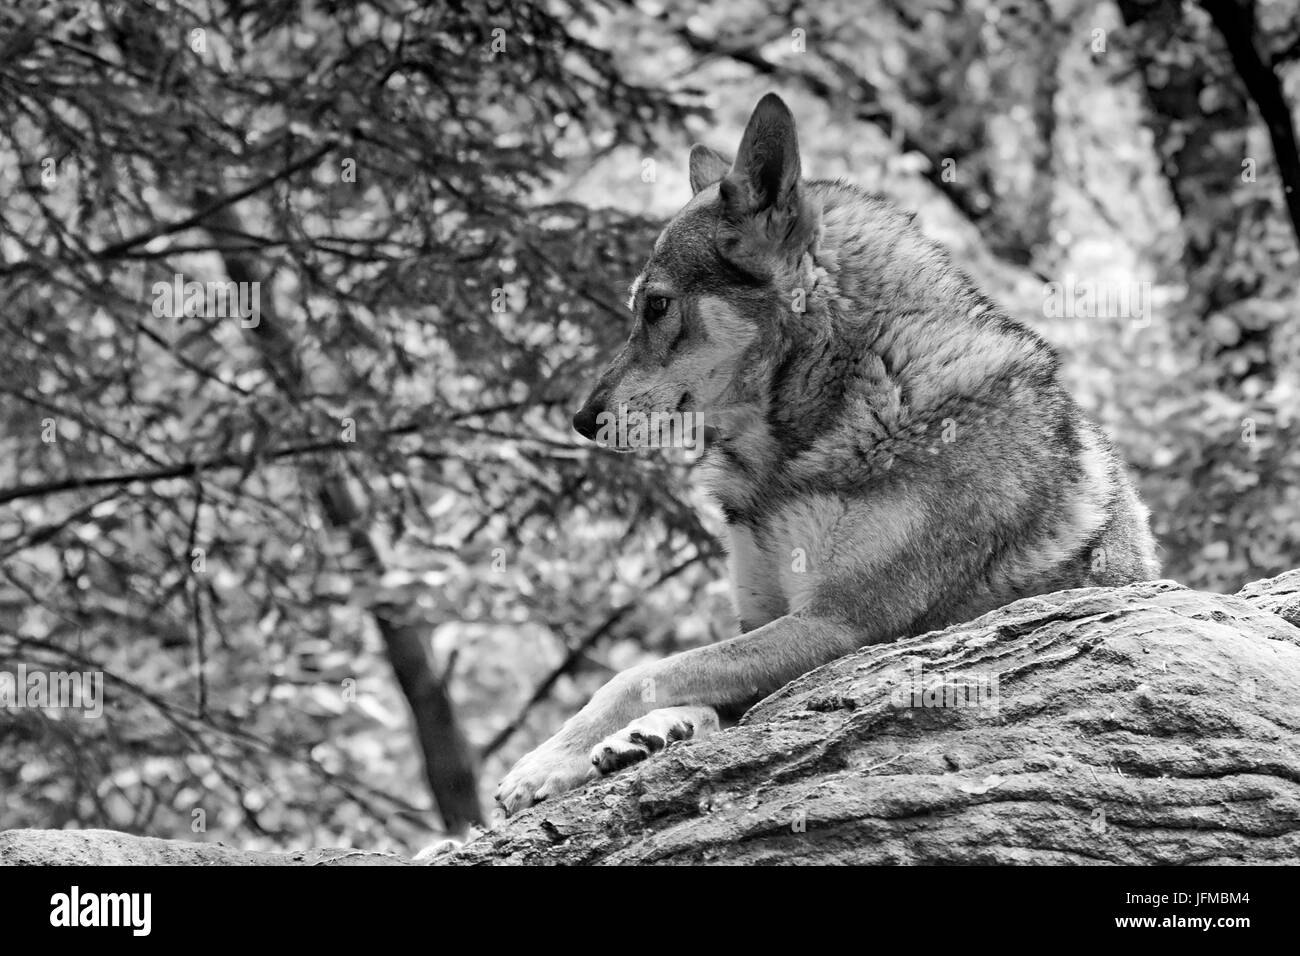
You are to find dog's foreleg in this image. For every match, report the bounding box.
[495,612,861,815]
[587,611,858,773]
[631,612,861,713]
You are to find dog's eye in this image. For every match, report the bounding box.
[645,295,671,320]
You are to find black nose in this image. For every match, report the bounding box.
[572,402,603,440]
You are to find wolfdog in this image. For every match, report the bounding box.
[495,93,1159,815]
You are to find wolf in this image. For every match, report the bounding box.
[495,93,1160,816]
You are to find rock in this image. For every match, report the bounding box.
[442,575,1300,864]
[0,828,409,866]
[5,573,1299,865]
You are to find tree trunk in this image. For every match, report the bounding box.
[203,204,483,833]
[1201,0,1300,246]
[1117,0,1284,386]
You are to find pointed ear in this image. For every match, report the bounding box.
[715,94,819,277]
[689,145,731,195]
[722,93,802,215]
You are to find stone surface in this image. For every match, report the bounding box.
[442,575,1300,865]
[4,573,1299,865]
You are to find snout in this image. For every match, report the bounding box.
[572,399,604,441]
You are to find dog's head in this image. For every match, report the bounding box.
[573,93,822,448]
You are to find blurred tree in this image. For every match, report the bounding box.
[0,0,710,846]
[1115,0,1300,586]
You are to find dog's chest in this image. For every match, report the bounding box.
[726,495,855,624]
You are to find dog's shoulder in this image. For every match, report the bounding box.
[720,186,1158,621]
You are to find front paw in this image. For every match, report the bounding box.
[495,743,598,817]
[590,706,720,775]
